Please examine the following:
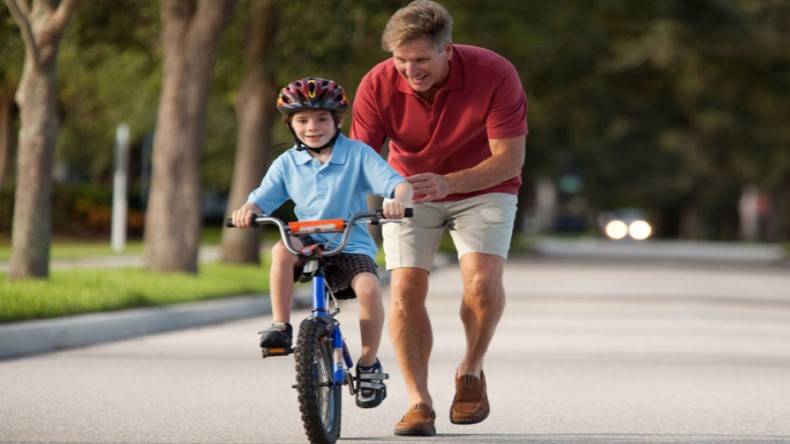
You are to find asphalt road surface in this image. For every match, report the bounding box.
[2,255,790,443]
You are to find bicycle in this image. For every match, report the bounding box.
[226,209,412,444]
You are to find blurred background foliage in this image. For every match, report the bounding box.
[0,0,788,241]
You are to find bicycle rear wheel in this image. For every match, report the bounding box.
[294,318,342,444]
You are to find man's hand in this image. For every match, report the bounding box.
[407,172,450,203]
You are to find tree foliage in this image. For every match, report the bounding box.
[1,0,788,258]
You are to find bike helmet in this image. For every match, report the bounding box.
[277,77,348,115]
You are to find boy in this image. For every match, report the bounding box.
[231,77,413,409]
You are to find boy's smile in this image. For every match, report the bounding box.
[291,109,341,150]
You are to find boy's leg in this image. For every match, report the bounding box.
[350,272,384,366]
[350,270,388,409]
[259,239,301,351]
[268,239,301,323]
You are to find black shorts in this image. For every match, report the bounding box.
[293,236,379,300]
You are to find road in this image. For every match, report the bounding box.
[2,255,790,443]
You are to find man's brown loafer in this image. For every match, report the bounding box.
[394,402,436,436]
[450,370,490,424]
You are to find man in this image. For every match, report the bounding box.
[350,0,528,437]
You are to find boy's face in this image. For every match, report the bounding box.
[291,109,342,149]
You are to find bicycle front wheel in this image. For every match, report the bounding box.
[294,318,342,444]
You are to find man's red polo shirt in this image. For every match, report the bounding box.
[350,44,528,201]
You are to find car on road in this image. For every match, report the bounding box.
[598,208,653,240]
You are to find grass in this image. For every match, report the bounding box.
[0,261,270,323]
[0,230,274,323]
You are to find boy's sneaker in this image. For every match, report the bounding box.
[259,323,293,357]
[355,358,388,408]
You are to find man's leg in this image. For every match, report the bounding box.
[388,266,433,408]
[449,252,505,425]
[383,203,444,436]
[456,252,506,377]
[445,194,514,377]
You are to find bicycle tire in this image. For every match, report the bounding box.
[295,318,342,444]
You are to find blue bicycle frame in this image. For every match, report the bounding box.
[310,271,353,385]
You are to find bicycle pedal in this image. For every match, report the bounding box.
[357,372,390,381]
[261,346,293,358]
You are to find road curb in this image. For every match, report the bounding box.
[0,292,315,360]
[0,253,453,361]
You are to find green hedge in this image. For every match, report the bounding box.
[0,184,145,236]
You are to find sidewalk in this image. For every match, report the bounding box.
[532,238,787,265]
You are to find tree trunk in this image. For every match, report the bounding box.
[5,0,79,279]
[220,0,279,264]
[143,0,236,273]
[0,93,12,190]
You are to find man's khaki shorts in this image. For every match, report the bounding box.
[382,193,518,271]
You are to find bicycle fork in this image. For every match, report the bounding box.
[313,275,354,389]
[332,328,353,383]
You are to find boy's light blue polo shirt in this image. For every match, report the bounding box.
[247,134,406,260]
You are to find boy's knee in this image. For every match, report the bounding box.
[352,273,381,301]
[271,241,297,263]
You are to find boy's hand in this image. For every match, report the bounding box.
[231,203,262,228]
[383,181,415,219]
[382,198,408,219]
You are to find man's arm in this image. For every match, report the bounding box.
[349,75,388,152]
[407,135,526,203]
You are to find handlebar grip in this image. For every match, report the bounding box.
[225,215,262,228]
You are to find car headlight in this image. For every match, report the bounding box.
[628,220,652,240]
[605,220,629,240]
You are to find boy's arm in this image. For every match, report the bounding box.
[382,181,414,219]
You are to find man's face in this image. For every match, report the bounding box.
[392,37,451,95]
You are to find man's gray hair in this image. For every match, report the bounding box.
[381,0,453,52]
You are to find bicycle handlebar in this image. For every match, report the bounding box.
[225,208,413,257]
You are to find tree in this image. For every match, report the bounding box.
[220,0,279,264]
[143,0,236,273]
[0,87,13,190]
[1,7,22,190]
[4,0,78,279]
